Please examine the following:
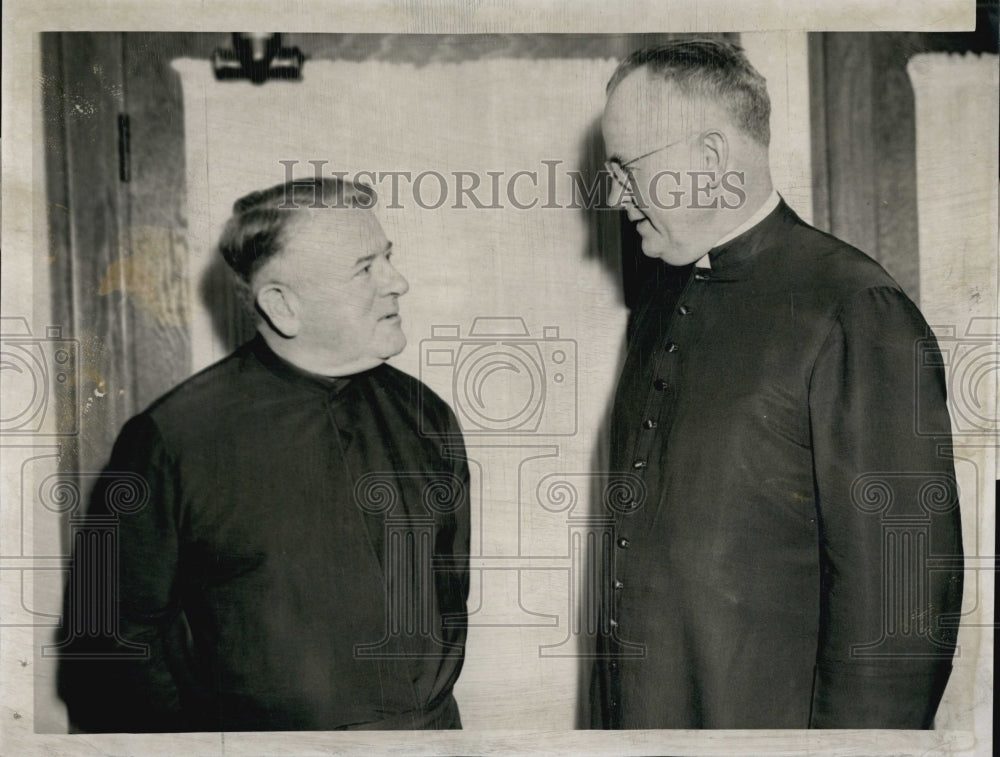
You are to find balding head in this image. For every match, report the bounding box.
[607,39,771,146]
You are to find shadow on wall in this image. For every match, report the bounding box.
[573,113,630,729]
[576,115,624,296]
[200,253,257,354]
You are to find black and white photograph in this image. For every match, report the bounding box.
[1,1,996,755]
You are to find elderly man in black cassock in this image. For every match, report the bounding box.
[591,40,963,729]
[58,178,470,732]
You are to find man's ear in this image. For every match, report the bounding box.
[256,283,300,338]
[700,130,729,189]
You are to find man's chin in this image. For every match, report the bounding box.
[638,233,669,260]
[639,235,698,267]
[378,334,407,361]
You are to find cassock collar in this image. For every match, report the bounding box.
[248,332,371,397]
[714,190,782,249]
[704,195,801,280]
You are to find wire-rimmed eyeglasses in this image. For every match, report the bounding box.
[604,132,698,189]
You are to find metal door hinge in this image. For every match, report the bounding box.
[117,113,130,183]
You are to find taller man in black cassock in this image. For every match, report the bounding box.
[592,40,963,729]
[58,179,470,732]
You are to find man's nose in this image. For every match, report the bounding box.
[608,178,628,209]
[608,178,641,213]
[382,259,409,296]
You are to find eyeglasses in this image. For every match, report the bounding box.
[604,132,697,189]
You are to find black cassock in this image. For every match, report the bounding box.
[592,200,963,729]
[58,335,469,732]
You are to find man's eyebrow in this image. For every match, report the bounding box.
[353,241,392,267]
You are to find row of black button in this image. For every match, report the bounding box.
[650,309,688,393]
[607,288,706,693]
[610,298,697,660]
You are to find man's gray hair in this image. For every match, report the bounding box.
[607,38,771,146]
[216,177,374,310]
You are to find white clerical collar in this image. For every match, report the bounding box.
[694,190,781,270]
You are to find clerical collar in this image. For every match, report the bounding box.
[249,333,371,396]
[694,190,782,270]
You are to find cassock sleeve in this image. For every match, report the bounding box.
[446,408,471,608]
[807,285,963,728]
[58,413,190,732]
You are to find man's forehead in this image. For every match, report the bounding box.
[285,207,388,263]
[606,72,675,121]
[603,70,702,150]
[296,207,384,241]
